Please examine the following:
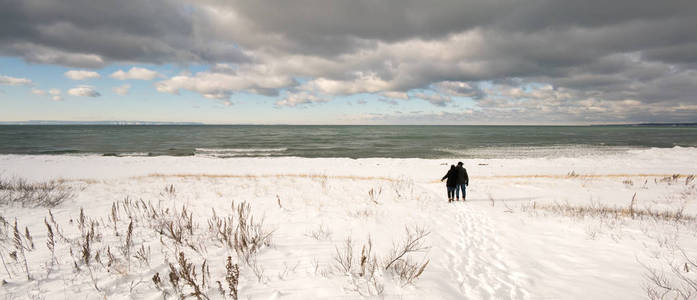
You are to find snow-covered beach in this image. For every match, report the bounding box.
[1,147,697,299]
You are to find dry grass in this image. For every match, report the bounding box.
[0,176,437,298]
[0,177,74,207]
[0,182,279,298]
[304,224,332,241]
[207,201,274,265]
[153,253,237,299]
[383,226,429,270]
[167,252,210,300]
[333,236,384,296]
[159,184,177,201]
[429,173,697,183]
[686,175,696,186]
[644,248,697,300]
[334,237,354,274]
[44,218,57,268]
[141,173,398,182]
[12,219,32,280]
[522,201,695,223]
[332,226,431,296]
[221,256,239,300]
[368,187,382,204]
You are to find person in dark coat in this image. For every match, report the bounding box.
[440,165,457,202]
[454,162,469,201]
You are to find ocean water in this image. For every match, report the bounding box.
[1,125,696,159]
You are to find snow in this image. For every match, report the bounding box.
[1,147,696,299]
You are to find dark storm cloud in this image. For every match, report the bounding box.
[642,43,697,64]
[0,0,249,67]
[219,0,697,61]
[221,0,696,42]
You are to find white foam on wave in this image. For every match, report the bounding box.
[194,147,288,158]
[116,152,151,157]
[196,153,276,158]
[437,145,645,159]
[195,148,287,153]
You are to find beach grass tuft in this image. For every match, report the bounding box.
[0,177,74,207]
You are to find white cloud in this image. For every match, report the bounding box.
[380,91,409,100]
[67,85,101,97]
[156,67,295,99]
[31,88,46,95]
[275,92,328,107]
[0,75,32,86]
[378,98,399,106]
[110,67,161,80]
[412,92,452,107]
[112,84,131,95]
[65,70,100,80]
[434,81,484,99]
[31,87,63,101]
[304,75,391,95]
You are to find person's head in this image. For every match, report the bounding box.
[450,164,456,170]
[457,162,463,166]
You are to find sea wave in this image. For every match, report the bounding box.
[103,152,152,157]
[195,148,287,153]
[194,147,288,158]
[436,145,645,159]
[36,149,81,155]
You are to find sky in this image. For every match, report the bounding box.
[1,0,697,125]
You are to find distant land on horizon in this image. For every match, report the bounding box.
[598,122,697,127]
[0,121,696,126]
[0,120,205,125]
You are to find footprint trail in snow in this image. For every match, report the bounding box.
[425,185,529,299]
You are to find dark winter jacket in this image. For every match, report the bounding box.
[455,166,469,185]
[441,168,457,187]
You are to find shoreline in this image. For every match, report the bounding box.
[2,146,696,181]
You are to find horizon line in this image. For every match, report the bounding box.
[1,120,697,126]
